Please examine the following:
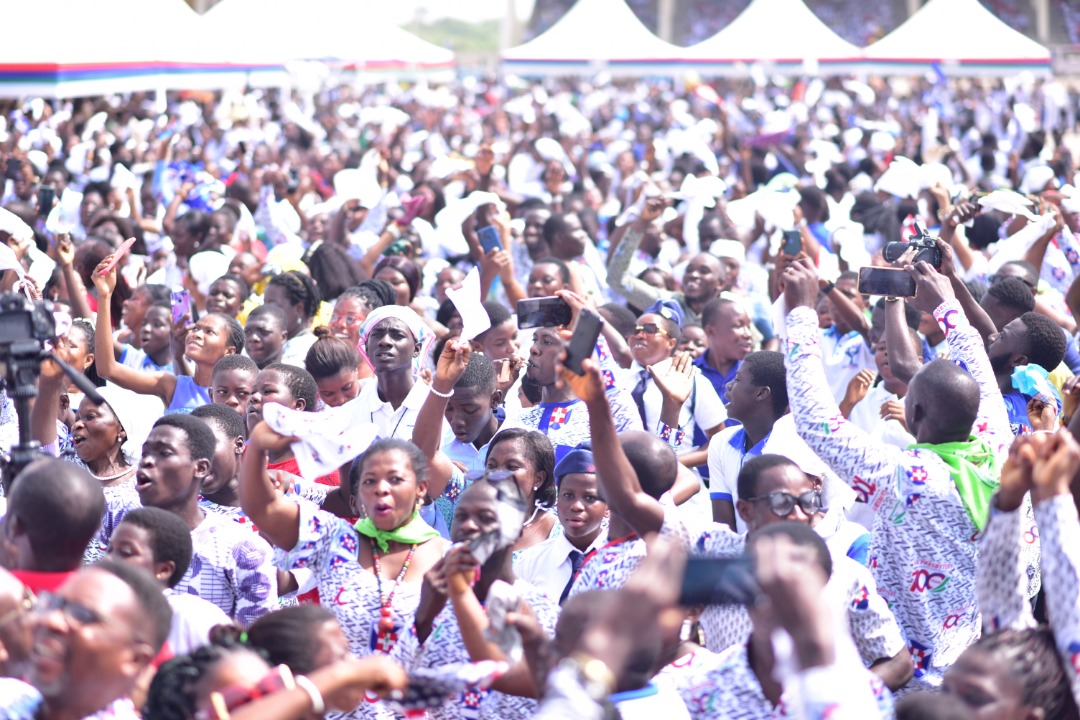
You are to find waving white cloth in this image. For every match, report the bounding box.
[447,267,490,341]
[263,401,379,481]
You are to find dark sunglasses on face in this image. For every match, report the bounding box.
[634,323,669,337]
[744,490,823,518]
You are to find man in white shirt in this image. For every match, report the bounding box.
[439,353,504,476]
[514,445,608,604]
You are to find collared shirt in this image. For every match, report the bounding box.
[848,382,916,450]
[353,378,454,443]
[706,425,770,533]
[694,354,740,405]
[280,330,318,368]
[173,512,279,627]
[513,528,608,602]
[624,358,727,439]
[819,325,876,403]
[443,436,493,477]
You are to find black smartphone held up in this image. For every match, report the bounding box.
[679,556,760,606]
[564,309,604,376]
[517,297,573,330]
[781,229,802,256]
[37,186,55,218]
[857,267,917,298]
[4,158,22,181]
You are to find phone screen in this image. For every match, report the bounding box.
[477,226,501,255]
[781,230,802,256]
[564,309,603,375]
[517,297,573,329]
[679,557,759,606]
[857,267,917,298]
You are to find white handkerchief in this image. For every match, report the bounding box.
[0,208,32,245]
[0,241,26,279]
[26,246,55,288]
[447,267,490,341]
[263,400,379,481]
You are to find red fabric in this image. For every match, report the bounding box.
[266,457,340,487]
[151,641,174,668]
[11,569,76,594]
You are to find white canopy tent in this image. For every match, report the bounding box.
[679,0,863,76]
[862,0,1051,77]
[502,0,686,77]
[201,0,454,77]
[0,0,285,98]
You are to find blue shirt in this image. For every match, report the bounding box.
[694,355,742,482]
[1002,391,1032,436]
[167,375,211,414]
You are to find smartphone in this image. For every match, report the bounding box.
[287,169,299,193]
[679,556,760,606]
[171,289,192,326]
[477,225,501,255]
[4,158,21,181]
[781,229,802,256]
[495,358,514,384]
[37,186,55,218]
[857,267,917,297]
[564,309,603,376]
[98,237,136,276]
[517,297,573,329]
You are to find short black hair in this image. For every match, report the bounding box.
[7,459,104,569]
[92,559,173,652]
[896,691,977,720]
[210,273,250,300]
[191,402,248,442]
[349,438,429,496]
[911,359,980,439]
[618,431,677,500]
[247,303,287,327]
[1002,260,1039,286]
[267,270,321,320]
[143,284,172,304]
[1020,312,1068,372]
[971,627,1078,718]
[985,276,1036,314]
[436,298,461,328]
[533,257,571,285]
[205,312,245,355]
[700,296,737,328]
[247,605,336,675]
[599,303,637,338]
[357,278,396,308]
[304,242,363,302]
[455,352,497,395]
[262,363,318,411]
[742,351,788,416]
[482,301,512,328]
[737,454,800,501]
[153,414,216,462]
[118,507,194,588]
[212,353,258,377]
[338,284,383,315]
[746,520,832,581]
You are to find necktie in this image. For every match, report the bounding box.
[559,550,585,605]
[631,368,650,428]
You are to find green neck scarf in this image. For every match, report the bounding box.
[909,436,999,531]
[354,511,440,553]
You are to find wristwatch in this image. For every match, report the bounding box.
[561,653,616,702]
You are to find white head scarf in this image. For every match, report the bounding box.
[95,386,165,465]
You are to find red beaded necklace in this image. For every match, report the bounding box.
[371,541,416,641]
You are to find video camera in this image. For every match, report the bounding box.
[0,292,103,490]
[882,222,942,268]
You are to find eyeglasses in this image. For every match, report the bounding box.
[35,591,110,629]
[744,490,823,518]
[0,586,36,629]
[331,314,364,328]
[197,665,296,720]
[633,323,669,337]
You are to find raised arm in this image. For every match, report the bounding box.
[606,199,668,310]
[781,258,902,506]
[1031,430,1080,709]
[562,357,665,536]
[936,235,998,344]
[56,234,93,322]
[412,339,470,500]
[882,300,921,386]
[29,360,65,450]
[91,257,176,404]
[239,421,303,551]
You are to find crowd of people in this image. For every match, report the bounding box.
[1,63,1080,720]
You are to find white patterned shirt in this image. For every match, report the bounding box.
[173,512,278,627]
[0,679,139,720]
[784,300,1020,689]
[84,478,142,564]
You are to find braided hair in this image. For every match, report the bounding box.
[267,270,321,323]
[974,628,1078,718]
[142,632,266,720]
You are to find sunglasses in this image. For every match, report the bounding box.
[744,490,823,518]
[198,665,296,720]
[0,586,36,629]
[633,323,669,337]
[331,314,364,328]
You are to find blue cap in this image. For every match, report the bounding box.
[554,443,595,481]
[643,299,684,330]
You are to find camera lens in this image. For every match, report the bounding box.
[882,242,909,263]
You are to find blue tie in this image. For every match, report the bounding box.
[631,368,649,428]
[559,550,585,605]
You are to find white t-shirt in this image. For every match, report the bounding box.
[819,326,875,403]
[167,591,232,656]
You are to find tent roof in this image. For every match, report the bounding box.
[863,0,1051,76]
[502,0,685,76]
[679,0,862,74]
[202,0,454,71]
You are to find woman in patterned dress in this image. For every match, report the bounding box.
[240,425,450,718]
